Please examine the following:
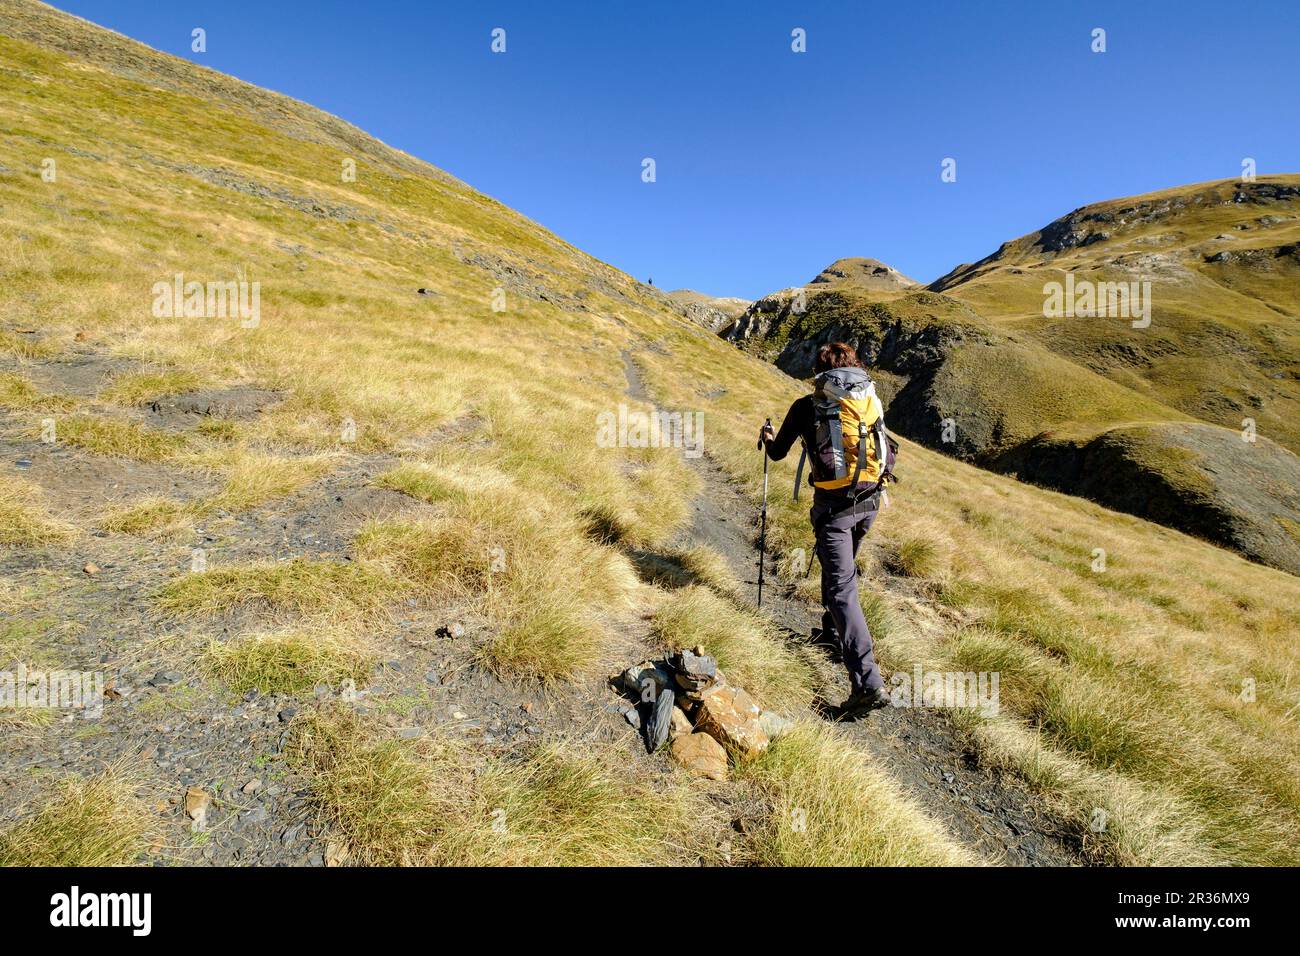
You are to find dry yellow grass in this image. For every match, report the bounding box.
[157,558,392,620]
[0,474,77,546]
[288,706,718,866]
[188,447,335,513]
[485,599,605,684]
[736,722,975,866]
[375,456,521,507]
[0,371,78,412]
[99,368,203,406]
[205,628,375,695]
[0,766,151,866]
[634,543,743,595]
[52,414,188,462]
[0,328,60,360]
[98,496,195,540]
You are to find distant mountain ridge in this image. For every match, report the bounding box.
[810,257,916,294]
[665,289,750,332]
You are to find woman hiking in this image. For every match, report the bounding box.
[758,342,896,720]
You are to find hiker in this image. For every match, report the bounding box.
[759,342,896,719]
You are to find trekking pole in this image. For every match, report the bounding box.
[757,418,771,608]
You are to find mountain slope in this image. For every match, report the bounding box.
[724,184,1300,575]
[1,0,1298,867]
[931,177,1300,453]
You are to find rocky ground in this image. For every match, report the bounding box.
[0,344,681,866]
[1,341,1086,867]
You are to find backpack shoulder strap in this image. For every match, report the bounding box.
[849,420,867,488]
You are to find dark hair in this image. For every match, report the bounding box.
[814,342,861,374]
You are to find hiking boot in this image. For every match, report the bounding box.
[837,687,891,720]
[810,626,840,647]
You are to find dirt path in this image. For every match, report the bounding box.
[624,349,1085,866]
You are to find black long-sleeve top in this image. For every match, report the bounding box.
[763,395,815,462]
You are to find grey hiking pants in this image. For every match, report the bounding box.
[811,492,883,693]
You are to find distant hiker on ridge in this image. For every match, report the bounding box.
[759,342,898,719]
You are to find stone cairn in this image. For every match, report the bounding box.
[613,646,792,782]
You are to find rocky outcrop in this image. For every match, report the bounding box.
[996,423,1300,575]
[720,287,984,390]
[613,647,789,777]
[665,290,751,333]
[1204,242,1300,267]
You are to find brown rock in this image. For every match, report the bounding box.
[668,706,693,740]
[184,786,211,826]
[695,686,769,758]
[670,732,728,781]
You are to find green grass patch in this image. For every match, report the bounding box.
[205,630,376,695]
[100,368,204,406]
[483,599,603,684]
[56,414,187,462]
[0,768,150,866]
[157,558,393,619]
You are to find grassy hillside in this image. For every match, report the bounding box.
[725,185,1300,574]
[932,177,1300,453]
[1,0,1298,866]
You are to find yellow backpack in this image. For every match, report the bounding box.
[794,366,895,500]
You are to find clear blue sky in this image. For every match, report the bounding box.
[49,0,1300,299]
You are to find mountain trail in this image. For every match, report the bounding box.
[624,348,1087,866]
[1,339,1087,866]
